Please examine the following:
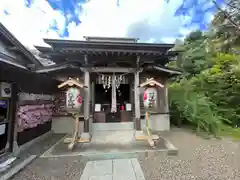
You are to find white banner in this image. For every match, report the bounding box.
[143,87,158,109]
[66,87,82,113]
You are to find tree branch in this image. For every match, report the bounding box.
[226,0,240,12]
[212,0,240,32]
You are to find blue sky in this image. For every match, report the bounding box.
[0,0,224,48]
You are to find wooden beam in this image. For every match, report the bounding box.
[81,67,136,73]
[60,48,163,55]
[35,64,79,73]
[153,66,182,74]
[140,78,164,88]
[57,78,85,88]
[0,56,28,70]
[84,54,88,64]
[164,86,169,113]
[6,46,19,51]
[137,55,140,67]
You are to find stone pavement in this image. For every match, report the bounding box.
[80,158,146,180]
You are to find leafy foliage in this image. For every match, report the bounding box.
[169,1,240,135]
[210,0,240,53]
[174,31,214,76]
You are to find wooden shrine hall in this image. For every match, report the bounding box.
[34,36,181,141]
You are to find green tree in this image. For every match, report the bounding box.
[168,0,240,135]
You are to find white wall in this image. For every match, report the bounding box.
[52,114,170,134]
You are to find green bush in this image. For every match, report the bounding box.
[169,79,224,134]
[169,53,240,134]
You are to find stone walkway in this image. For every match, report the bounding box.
[80,158,145,180]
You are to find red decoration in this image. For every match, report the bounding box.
[143,92,148,101]
[76,95,82,104]
[121,105,124,110]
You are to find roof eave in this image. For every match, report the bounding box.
[145,65,182,75]
[43,38,175,49]
[0,23,42,67]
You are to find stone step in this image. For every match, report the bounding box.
[91,130,135,144]
[92,122,134,131]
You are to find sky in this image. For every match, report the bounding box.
[0,0,224,48]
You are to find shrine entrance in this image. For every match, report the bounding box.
[93,73,132,123]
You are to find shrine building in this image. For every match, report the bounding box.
[34,36,181,138]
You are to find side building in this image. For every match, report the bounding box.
[0,23,58,159]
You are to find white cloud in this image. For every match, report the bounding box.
[67,0,187,43]
[0,0,65,48]
[0,0,217,48]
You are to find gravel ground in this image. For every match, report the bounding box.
[11,156,86,180]
[0,133,65,178]
[11,128,240,180]
[138,128,240,180]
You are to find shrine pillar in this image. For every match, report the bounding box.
[80,55,91,142]
[84,70,90,133]
[134,70,141,131]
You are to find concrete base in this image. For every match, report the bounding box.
[63,137,72,144]
[135,130,159,141]
[141,114,170,131]
[163,138,178,155]
[52,116,84,135]
[79,133,91,143]
[12,141,20,156]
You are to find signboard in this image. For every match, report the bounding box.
[66,87,82,113]
[0,100,8,109]
[126,103,132,111]
[0,124,6,135]
[143,87,158,109]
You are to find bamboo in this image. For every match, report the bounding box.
[146,111,155,147]
[68,113,79,150]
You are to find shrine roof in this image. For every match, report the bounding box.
[83,36,139,43]
[35,39,181,66]
[43,38,174,50]
[36,38,179,55]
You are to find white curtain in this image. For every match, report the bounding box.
[111,74,117,113]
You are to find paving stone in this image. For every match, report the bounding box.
[92,160,112,175]
[80,158,146,180]
[89,175,112,180]
[113,159,136,180]
[131,158,146,180]
[80,161,93,180]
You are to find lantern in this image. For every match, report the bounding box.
[143,87,158,109]
[66,87,83,113]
